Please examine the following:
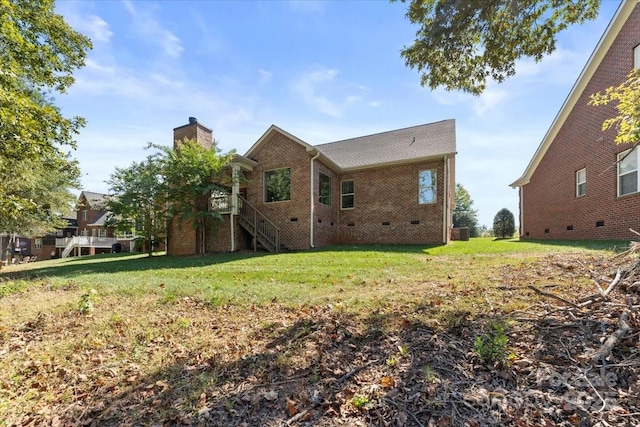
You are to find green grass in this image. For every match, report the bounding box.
[0,237,624,309]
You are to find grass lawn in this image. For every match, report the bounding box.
[0,237,630,426]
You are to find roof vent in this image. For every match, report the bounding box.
[188,117,197,125]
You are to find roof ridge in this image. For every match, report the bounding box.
[315,119,453,147]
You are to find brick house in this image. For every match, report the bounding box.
[510,0,640,240]
[167,117,456,255]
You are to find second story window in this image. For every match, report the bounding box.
[82,210,88,221]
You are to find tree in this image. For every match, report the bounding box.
[589,70,640,145]
[0,153,80,258]
[396,0,600,95]
[1,0,91,228]
[452,183,479,237]
[104,156,167,258]
[493,208,516,239]
[157,139,235,255]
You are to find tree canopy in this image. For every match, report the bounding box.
[452,183,479,237]
[105,157,166,258]
[493,208,516,239]
[397,0,600,94]
[0,0,91,231]
[589,69,640,145]
[154,139,235,255]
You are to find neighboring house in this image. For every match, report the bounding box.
[26,191,138,260]
[511,0,640,240]
[167,117,456,255]
[29,212,77,261]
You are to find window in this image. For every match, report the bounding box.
[98,229,106,238]
[618,148,638,196]
[635,44,640,69]
[576,168,586,197]
[264,168,291,202]
[35,238,42,249]
[319,173,331,206]
[82,210,87,221]
[341,180,354,209]
[418,169,437,204]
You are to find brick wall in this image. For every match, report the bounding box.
[243,132,315,250]
[166,119,213,255]
[522,5,640,241]
[338,161,445,245]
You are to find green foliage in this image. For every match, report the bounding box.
[396,0,600,94]
[473,321,514,365]
[0,0,91,227]
[78,293,93,314]
[589,69,640,145]
[351,394,370,410]
[152,139,235,254]
[0,152,80,245]
[493,208,516,239]
[452,183,479,237]
[105,155,166,257]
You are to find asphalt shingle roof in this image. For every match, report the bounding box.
[315,119,456,170]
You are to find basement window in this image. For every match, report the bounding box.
[596,221,605,228]
[567,225,574,231]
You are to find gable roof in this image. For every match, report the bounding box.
[245,120,456,173]
[79,191,107,208]
[510,0,638,188]
[316,119,456,170]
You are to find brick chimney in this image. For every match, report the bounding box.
[173,116,213,150]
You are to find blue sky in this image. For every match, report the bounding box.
[55,0,621,228]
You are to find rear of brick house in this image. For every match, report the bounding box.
[511,0,640,240]
[167,118,456,255]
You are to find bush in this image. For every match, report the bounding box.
[493,208,516,239]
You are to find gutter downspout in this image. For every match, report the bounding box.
[309,150,321,248]
[442,155,449,244]
[519,186,524,238]
[230,165,240,252]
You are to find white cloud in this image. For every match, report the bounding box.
[292,67,364,117]
[121,0,183,58]
[258,69,273,86]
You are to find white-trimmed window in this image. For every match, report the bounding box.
[82,210,87,221]
[576,168,586,197]
[634,44,640,69]
[98,229,106,238]
[341,180,354,209]
[35,238,42,249]
[319,173,331,206]
[418,169,437,204]
[618,148,638,196]
[264,167,291,203]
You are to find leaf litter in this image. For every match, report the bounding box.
[0,247,639,426]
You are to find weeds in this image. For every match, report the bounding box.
[473,321,514,365]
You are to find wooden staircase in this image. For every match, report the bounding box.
[237,195,281,253]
